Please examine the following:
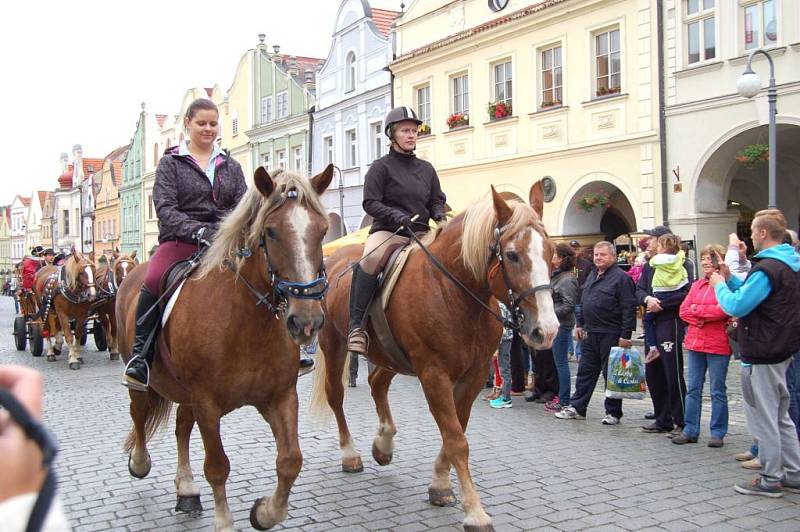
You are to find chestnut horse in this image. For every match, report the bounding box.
[116,165,332,532]
[95,249,138,361]
[34,251,98,370]
[310,184,559,532]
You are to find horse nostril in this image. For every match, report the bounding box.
[287,315,301,336]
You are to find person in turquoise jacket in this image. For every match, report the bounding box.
[710,209,800,498]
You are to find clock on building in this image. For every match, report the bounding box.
[488,0,509,12]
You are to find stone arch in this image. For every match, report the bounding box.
[558,172,639,238]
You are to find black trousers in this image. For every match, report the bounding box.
[645,316,686,429]
[569,332,622,418]
[532,348,558,400]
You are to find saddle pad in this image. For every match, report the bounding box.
[161,280,187,327]
[378,244,415,310]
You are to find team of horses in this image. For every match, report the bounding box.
[24,165,557,531]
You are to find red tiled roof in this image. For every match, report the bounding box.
[371,8,399,38]
[156,114,168,128]
[273,54,325,85]
[20,196,31,207]
[4,208,10,226]
[204,87,214,97]
[83,158,104,176]
[393,0,567,64]
[37,191,47,209]
[112,161,123,186]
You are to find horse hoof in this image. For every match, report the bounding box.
[47,355,56,362]
[78,357,85,364]
[128,454,151,479]
[372,442,393,466]
[249,497,285,530]
[109,352,119,361]
[69,362,80,370]
[175,495,203,516]
[341,456,363,473]
[53,348,61,356]
[463,525,494,532]
[428,487,456,507]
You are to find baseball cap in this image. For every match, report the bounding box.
[643,225,671,238]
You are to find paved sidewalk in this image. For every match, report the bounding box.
[2,296,798,531]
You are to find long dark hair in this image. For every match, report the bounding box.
[555,243,576,270]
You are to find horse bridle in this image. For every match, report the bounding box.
[57,262,97,304]
[230,191,329,318]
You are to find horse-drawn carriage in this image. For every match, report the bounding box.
[12,288,47,357]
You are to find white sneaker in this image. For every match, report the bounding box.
[601,414,620,425]
[554,405,585,420]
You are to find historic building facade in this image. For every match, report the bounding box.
[312,0,398,240]
[0,207,12,275]
[40,192,54,250]
[94,145,128,259]
[392,0,662,241]
[216,50,256,181]
[662,0,800,248]
[120,107,147,256]
[52,146,103,253]
[22,192,47,255]
[9,195,30,263]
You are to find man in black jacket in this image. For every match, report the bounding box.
[637,226,690,435]
[555,241,637,424]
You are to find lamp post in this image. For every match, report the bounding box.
[736,47,777,209]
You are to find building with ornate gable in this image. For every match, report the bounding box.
[94,145,129,259]
[9,195,30,263]
[52,146,103,253]
[312,0,399,240]
[40,192,55,250]
[0,207,12,276]
[215,50,256,181]
[23,191,48,255]
[391,0,662,241]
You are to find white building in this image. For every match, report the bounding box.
[663,0,800,248]
[312,0,398,240]
[9,195,30,263]
[23,192,47,255]
[53,145,104,253]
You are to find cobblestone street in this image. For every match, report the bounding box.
[2,296,799,531]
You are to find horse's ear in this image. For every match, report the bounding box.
[254,166,274,198]
[529,180,544,220]
[130,249,137,260]
[112,248,119,260]
[88,251,95,264]
[491,186,513,226]
[311,164,334,196]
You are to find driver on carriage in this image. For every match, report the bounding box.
[346,106,447,358]
[20,246,45,292]
[122,98,248,391]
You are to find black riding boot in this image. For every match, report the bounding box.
[347,265,379,356]
[122,286,161,391]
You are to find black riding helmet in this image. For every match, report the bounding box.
[384,106,423,139]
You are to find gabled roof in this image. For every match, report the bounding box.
[83,158,104,175]
[112,161,123,186]
[371,8,399,38]
[20,196,31,207]
[104,144,130,162]
[273,54,325,85]
[37,191,47,209]
[156,114,168,128]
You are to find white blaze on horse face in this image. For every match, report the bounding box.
[525,228,559,335]
[120,262,129,280]
[84,265,96,298]
[287,204,314,282]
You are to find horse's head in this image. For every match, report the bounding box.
[251,165,333,344]
[66,250,97,301]
[112,248,138,287]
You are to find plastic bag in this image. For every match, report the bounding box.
[606,346,647,399]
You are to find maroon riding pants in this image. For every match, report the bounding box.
[144,241,197,294]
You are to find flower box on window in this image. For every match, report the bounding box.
[595,86,621,97]
[418,123,431,136]
[488,101,512,121]
[540,99,562,109]
[446,112,469,129]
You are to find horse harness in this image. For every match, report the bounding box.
[225,190,329,318]
[37,266,97,322]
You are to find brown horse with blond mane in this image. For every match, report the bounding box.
[95,249,138,361]
[116,165,332,532]
[310,183,559,531]
[34,251,98,369]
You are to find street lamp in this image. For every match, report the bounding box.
[736,48,777,209]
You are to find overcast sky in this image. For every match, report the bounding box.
[0,0,403,205]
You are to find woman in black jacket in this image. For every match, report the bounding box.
[123,98,247,391]
[346,107,447,358]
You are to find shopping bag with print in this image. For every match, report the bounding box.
[606,346,647,399]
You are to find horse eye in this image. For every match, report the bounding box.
[265,228,278,240]
[506,251,519,263]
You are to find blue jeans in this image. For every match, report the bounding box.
[684,350,730,439]
[552,326,572,401]
[498,339,512,400]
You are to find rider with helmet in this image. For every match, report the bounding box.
[346,106,447,358]
[122,98,248,392]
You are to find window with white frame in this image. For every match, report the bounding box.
[346,52,357,92]
[451,73,469,115]
[742,0,777,51]
[345,129,357,167]
[323,137,333,166]
[493,60,513,107]
[293,147,302,171]
[540,45,563,107]
[277,150,286,169]
[594,28,621,97]
[371,122,383,161]
[416,84,431,131]
[262,152,271,169]
[276,91,289,119]
[261,96,273,123]
[685,0,715,65]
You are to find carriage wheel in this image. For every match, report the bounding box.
[13,317,27,351]
[30,324,44,357]
[93,320,108,352]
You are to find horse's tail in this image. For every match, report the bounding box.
[123,391,173,453]
[308,348,352,425]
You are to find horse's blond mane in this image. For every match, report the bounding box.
[199,168,328,277]
[64,255,87,290]
[459,196,542,280]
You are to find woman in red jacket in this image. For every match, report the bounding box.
[675,244,732,447]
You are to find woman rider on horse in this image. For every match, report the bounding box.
[347,107,447,358]
[122,98,248,391]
